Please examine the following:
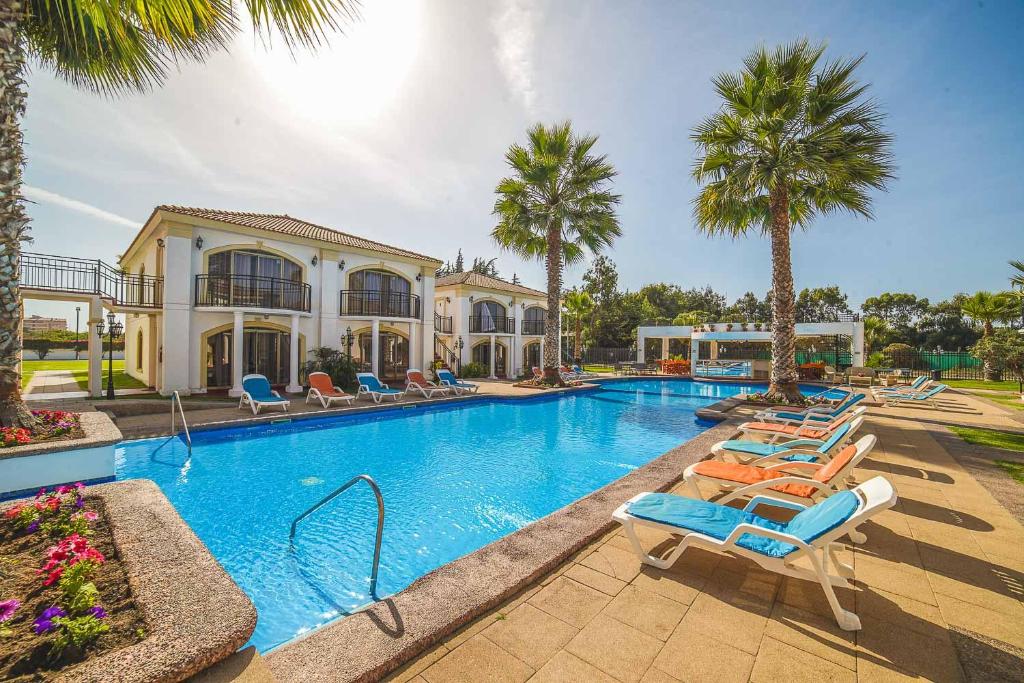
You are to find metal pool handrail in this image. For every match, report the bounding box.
[289,474,385,597]
[170,391,191,454]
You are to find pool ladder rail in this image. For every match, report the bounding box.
[289,474,385,598]
[170,391,192,455]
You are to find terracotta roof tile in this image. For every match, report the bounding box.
[435,271,546,298]
[157,206,441,263]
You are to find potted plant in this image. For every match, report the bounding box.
[707,324,716,332]
[754,322,762,331]
[726,323,734,331]
[741,322,749,331]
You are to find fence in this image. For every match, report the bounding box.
[564,347,637,366]
[880,350,1019,381]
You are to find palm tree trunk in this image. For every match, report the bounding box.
[543,221,562,384]
[0,4,35,429]
[766,187,803,403]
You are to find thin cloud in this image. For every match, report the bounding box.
[491,0,540,116]
[21,186,139,229]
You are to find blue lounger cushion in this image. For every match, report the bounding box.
[438,370,476,387]
[359,375,402,394]
[716,441,820,463]
[242,376,287,402]
[627,490,860,558]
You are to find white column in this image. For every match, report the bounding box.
[409,321,419,371]
[87,296,103,398]
[159,234,193,395]
[286,314,302,393]
[636,330,645,363]
[229,311,244,397]
[851,322,865,367]
[371,318,380,377]
[539,337,545,371]
[319,250,341,351]
[513,303,522,377]
[489,334,497,379]
[662,337,670,361]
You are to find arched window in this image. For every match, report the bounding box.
[136,329,144,371]
[471,301,507,333]
[523,306,545,335]
[346,269,413,316]
[205,249,304,309]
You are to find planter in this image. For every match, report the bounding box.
[1,481,256,682]
[0,413,121,499]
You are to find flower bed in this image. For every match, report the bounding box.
[0,485,144,681]
[1,411,84,449]
[656,359,691,375]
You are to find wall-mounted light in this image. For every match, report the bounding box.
[509,299,514,307]
[468,295,474,303]
[156,238,165,248]
[311,255,319,266]
[338,259,346,270]
[445,296,451,303]
[195,236,204,250]
[415,273,422,281]
[521,302,526,310]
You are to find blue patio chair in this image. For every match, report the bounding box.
[239,374,291,415]
[436,369,479,395]
[356,372,405,403]
[755,392,866,427]
[711,419,861,465]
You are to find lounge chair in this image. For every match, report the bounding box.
[356,372,405,403]
[239,374,290,415]
[871,376,930,398]
[406,369,450,398]
[559,366,580,382]
[711,419,861,466]
[737,407,867,444]
[572,364,598,379]
[437,369,479,394]
[754,393,865,427]
[305,371,355,408]
[532,366,544,381]
[875,383,949,409]
[686,435,877,507]
[612,476,898,630]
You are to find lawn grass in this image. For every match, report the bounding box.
[944,378,1024,392]
[21,359,148,391]
[582,364,615,373]
[986,394,1024,412]
[995,460,1024,484]
[949,425,1024,452]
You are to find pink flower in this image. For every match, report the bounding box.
[41,568,63,586]
[83,511,98,522]
[0,599,19,622]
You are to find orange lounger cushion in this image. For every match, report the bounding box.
[692,460,818,499]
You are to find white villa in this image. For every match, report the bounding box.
[115,206,443,396]
[433,272,550,379]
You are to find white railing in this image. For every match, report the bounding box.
[170,391,192,454]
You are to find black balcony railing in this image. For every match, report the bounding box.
[522,319,545,335]
[469,316,515,334]
[195,274,311,312]
[434,312,453,333]
[340,290,421,319]
[22,252,163,308]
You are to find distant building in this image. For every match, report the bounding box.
[24,315,68,334]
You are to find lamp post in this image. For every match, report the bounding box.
[95,312,123,401]
[74,306,81,360]
[344,326,354,358]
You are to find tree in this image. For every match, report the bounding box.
[960,291,1017,338]
[562,290,594,362]
[470,257,499,278]
[454,249,465,273]
[917,295,978,351]
[672,311,714,326]
[862,316,889,356]
[971,328,1024,388]
[1010,260,1024,291]
[728,292,771,323]
[34,338,53,362]
[0,0,356,428]
[492,122,621,383]
[861,293,929,328]
[795,286,852,322]
[511,273,521,285]
[582,255,619,307]
[692,40,894,401]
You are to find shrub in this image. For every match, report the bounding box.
[302,347,358,391]
[35,338,54,361]
[865,352,886,368]
[882,343,917,367]
[460,362,488,378]
[971,329,1024,385]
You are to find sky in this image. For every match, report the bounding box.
[22,0,1024,325]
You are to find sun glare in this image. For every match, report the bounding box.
[248,0,423,128]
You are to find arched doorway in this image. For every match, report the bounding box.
[472,339,507,377]
[523,306,545,335]
[523,341,541,372]
[355,329,409,382]
[205,325,295,388]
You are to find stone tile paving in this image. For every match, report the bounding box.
[388,398,1024,683]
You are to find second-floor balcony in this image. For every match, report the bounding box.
[470,316,516,334]
[340,290,421,319]
[195,274,311,312]
[522,319,545,335]
[434,313,453,334]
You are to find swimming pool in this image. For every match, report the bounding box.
[115,378,833,651]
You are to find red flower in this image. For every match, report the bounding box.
[3,504,23,519]
[41,568,63,586]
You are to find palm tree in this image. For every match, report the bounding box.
[691,40,894,402]
[862,315,889,357]
[961,291,1017,337]
[562,290,594,363]
[1010,260,1024,291]
[492,122,621,384]
[0,0,356,427]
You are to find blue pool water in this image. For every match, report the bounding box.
[115,378,837,651]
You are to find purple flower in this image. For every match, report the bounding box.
[89,606,107,619]
[0,599,19,622]
[73,496,84,509]
[26,519,40,533]
[33,606,66,634]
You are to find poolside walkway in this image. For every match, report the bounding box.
[386,398,1024,682]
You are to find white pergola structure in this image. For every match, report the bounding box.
[637,321,865,379]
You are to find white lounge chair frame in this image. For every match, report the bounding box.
[685,435,877,507]
[305,372,355,408]
[356,372,405,404]
[874,384,949,409]
[239,373,290,415]
[406,369,450,398]
[612,476,898,631]
[438,369,479,395]
[711,417,864,465]
[737,407,867,444]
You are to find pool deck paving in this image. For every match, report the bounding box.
[380,392,1024,683]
